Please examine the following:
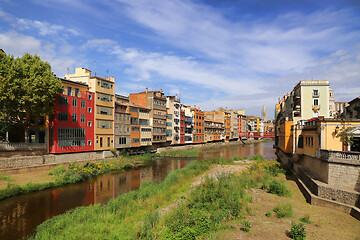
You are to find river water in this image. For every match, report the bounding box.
[0,141,275,240]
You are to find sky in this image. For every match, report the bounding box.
[1,0,360,119]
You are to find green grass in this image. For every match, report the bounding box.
[0,172,14,182]
[30,156,288,240]
[273,203,294,218]
[157,149,199,158]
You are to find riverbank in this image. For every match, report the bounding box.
[0,154,156,200]
[29,155,360,240]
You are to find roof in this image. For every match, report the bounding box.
[348,96,360,105]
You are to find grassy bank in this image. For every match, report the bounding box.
[30,156,285,239]
[156,148,199,158]
[0,153,156,201]
[30,155,360,239]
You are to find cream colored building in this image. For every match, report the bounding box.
[292,80,330,124]
[66,68,115,150]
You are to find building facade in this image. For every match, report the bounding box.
[65,68,115,151]
[130,88,167,145]
[49,78,95,153]
[114,95,131,149]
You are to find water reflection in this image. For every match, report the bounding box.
[0,141,275,240]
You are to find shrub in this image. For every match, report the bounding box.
[268,179,291,197]
[273,203,293,218]
[242,220,251,232]
[289,221,306,240]
[0,173,14,182]
[265,210,273,217]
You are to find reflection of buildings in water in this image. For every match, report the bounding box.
[0,202,27,236]
[113,171,131,197]
[130,169,141,191]
[94,175,115,205]
[140,167,154,183]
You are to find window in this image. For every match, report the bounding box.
[81,100,86,108]
[108,137,110,147]
[119,137,127,144]
[97,106,112,115]
[141,138,152,142]
[132,126,140,131]
[131,117,138,125]
[57,128,85,147]
[97,93,112,102]
[72,114,77,122]
[141,128,151,132]
[74,88,80,97]
[88,107,92,113]
[67,86,72,96]
[88,140,92,146]
[314,99,319,106]
[88,94,92,100]
[100,137,103,147]
[80,115,85,123]
[88,121,92,127]
[130,107,138,112]
[313,89,319,97]
[58,96,68,105]
[58,113,68,121]
[97,120,112,129]
[100,80,111,89]
[132,138,140,143]
[73,98,77,107]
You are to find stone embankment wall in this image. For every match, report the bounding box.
[157,139,261,153]
[276,149,360,210]
[0,151,113,170]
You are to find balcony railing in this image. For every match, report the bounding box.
[317,149,360,162]
[0,142,46,151]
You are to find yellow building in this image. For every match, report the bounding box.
[292,118,360,155]
[65,68,115,150]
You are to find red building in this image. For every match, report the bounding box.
[49,79,95,153]
[180,109,185,144]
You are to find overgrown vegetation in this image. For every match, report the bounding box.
[157,149,199,158]
[0,154,156,200]
[268,179,291,197]
[30,155,289,239]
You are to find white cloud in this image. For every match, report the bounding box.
[0,9,78,37]
[0,31,82,77]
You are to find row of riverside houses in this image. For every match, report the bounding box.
[275,80,360,154]
[274,81,360,210]
[11,67,273,155]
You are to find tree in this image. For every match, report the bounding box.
[335,125,355,147]
[0,52,63,133]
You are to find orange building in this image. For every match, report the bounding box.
[191,106,204,143]
[129,88,167,144]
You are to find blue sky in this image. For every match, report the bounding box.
[1,0,359,119]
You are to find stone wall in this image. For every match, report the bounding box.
[297,154,329,184]
[0,150,114,170]
[328,163,360,192]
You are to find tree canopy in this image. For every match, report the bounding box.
[0,52,63,132]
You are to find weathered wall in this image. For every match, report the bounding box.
[0,150,113,170]
[328,163,360,191]
[298,154,329,184]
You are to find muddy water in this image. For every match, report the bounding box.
[0,141,275,240]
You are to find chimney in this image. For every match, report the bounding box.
[160,88,163,93]
[146,87,148,93]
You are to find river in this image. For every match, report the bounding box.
[0,141,275,240]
